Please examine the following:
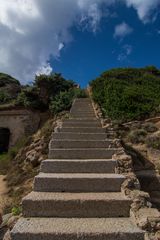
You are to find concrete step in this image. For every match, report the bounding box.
[34,173,125,192]
[71,114,95,117]
[58,127,105,133]
[49,140,114,149]
[41,159,117,173]
[71,110,95,114]
[71,108,94,111]
[71,109,94,112]
[70,117,98,120]
[52,132,107,140]
[48,148,118,159]
[11,218,144,240]
[62,121,102,127]
[22,192,132,218]
[64,119,100,123]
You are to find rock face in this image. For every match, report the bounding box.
[10,98,144,240]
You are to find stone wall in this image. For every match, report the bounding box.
[0,109,40,148]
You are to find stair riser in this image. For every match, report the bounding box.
[64,119,99,123]
[23,199,131,218]
[71,114,96,117]
[34,177,124,192]
[59,128,105,133]
[71,111,95,114]
[49,140,113,149]
[70,115,97,121]
[48,149,118,159]
[52,133,107,140]
[70,107,94,113]
[62,122,102,127]
[70,113,95,116]
[41,160,117,173]
[11,232,144,240]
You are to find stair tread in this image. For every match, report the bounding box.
[12,218,144,235]
[49,148,118,150]
[36,173,125,179]
[43,159,116,162]
[24,191,130,201]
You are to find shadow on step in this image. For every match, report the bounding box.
[122,142,160,210]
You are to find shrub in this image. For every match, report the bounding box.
[0,91,10,104]
[12,206,22,216]
[0,73,20,87]
[16,87,46,110]
[146,132,160,149]
[35,73,74,105]
[49,90,74,115]
[16,73,77,112]
[74,88,87,98]
[90,66,160,121]
[49,88,84,115]
[127,129,147,144]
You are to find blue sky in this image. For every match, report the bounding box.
[0,0,160,86]
[52,4,160,87]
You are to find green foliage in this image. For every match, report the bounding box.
[90,66,160,121]
[127,129,147,144]
[16,86,46,110]
[35,73,74,105]
[11,206,22,216]
[0,73,20,87]
[0,90,10,104]
[16,73,76,112]
[49,90,74,115]
[49,88,85,115]
[74,88,87,98]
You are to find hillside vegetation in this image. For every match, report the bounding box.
[90,66,160,122]
[0,72,86,113]
[0,73,21,104]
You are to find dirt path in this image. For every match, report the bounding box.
[0,175,10,214]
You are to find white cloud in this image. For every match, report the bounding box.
[36,63,52,76]
[124,0,160,23]
[58,43,65,52]
[117,44,132,61]
[0,0,104,83]
[0,0,159,83]
[114,22,133,39]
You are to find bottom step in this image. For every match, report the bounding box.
[11,218,144,240]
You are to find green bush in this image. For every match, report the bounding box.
[90,66,160,121]
[16,87,46,110]
[12,206,22,216]
[35,73,74,105]
[49,90,74,115]
[0,91,10,104]
[16,73,77,112]
[0,73,20,87]
[74,88,87,98]
[127,129,147,144]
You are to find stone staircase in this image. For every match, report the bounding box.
[11,98,145,240]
